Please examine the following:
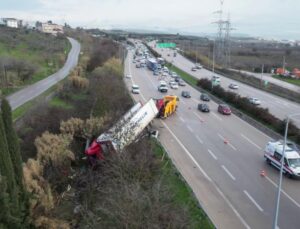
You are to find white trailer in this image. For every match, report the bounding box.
[97,99,159,152]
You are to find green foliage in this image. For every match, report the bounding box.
[1,99,24,187]
[0,108,20,227]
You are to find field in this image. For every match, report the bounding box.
[0,26,70,95]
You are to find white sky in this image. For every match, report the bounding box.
[0,0,299,39]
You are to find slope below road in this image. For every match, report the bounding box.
[7,37,81,110]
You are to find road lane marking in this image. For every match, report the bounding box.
[214,185,251,229]
[208,149,218,160]
[193,111,204,122]
[218,133,237,151]
[179,116,186,123]
[132,62,250,229]
[192,98,199,103]
[243,190,264,212]
[212,112,222,121]
[161,121,211,182]
[187,125,194,133]
[265,176,300,209]
[180,99,186,105]
[196,135,203,144]
[222,165,236,180]
[241,134,262,150]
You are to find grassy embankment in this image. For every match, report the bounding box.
[0,27,70,96]
[272,75,300,87]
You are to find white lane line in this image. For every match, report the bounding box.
[208,149,218,160]
[193,111,204,122]
[265,176,300,209]
[192,98,199,103]
[212,112,222,121]
[161,121,212,182]
[179,116,186,123]
[241,134,262,150]
[196,135,203,144]
[243,190,264,212]
[218,133,237,151]
[222,165,236,181]
[215,185,251,229]
[187,125,194,133]
[180,99,186,105]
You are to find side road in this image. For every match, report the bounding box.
[7,37,81,110]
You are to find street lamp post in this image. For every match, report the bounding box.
[272,112,300,229]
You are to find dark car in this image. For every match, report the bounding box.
[191,67,197,71]
[218,104,231,115]
[181,91,191,98]
[200,93,210,101]
[175,77,181,82]
[198,103,210,112]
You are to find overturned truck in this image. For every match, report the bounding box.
[85,99,159,159]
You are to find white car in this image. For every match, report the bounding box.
[131,84,140,94]
[229,83,238,89]
[248,97,261,105]
[125,74,132,79]
[169,81,179,89]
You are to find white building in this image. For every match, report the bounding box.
[2,18,22,28]
[36,21,64,35]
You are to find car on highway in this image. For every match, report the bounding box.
[174,77,181,82]
[158,81,168,93]
[153,71,159,76]
[131,84,140,94]
[169,81,179,89]
[132,60,136,63]
[229,83,239,89]
[212,75,221,85]
[218,104,231,115]
[181,91,191,98]
[158,85,168,93]
[195,64,203,69]
[125,74,132,78]
[162,72,168,77]
[248,97,261,105]
[198,103,210,112]
[178,80,186,86]
[136,64,141,68]
[200,93,210,101]
[191,67,197,71]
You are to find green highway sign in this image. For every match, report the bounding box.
[156,43,176,48]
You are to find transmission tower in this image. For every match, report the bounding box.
[223,14,235,67]
[213,0,225,64]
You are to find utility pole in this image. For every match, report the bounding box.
[261,64,264,86]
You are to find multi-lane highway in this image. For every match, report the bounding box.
[7,37,81,110]
[124,49,300,229]
[148,41,300,128]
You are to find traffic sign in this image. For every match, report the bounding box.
[156,43,176,48]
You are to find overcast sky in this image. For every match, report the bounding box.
[1,0,299,39]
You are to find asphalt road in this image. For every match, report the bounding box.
[7,37,81,110]
[124,49,300,229]
[230,69,300,94]
[148,41,300,128]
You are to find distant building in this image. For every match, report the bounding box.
[36,21,64,35]
[2,18,22,28]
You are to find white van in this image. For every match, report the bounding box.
[264,141,300,178]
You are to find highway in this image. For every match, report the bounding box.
[7,37,81,110]
[124,49,300,229]
[148,41,300,128]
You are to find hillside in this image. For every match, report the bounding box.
[0,26,70,95]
